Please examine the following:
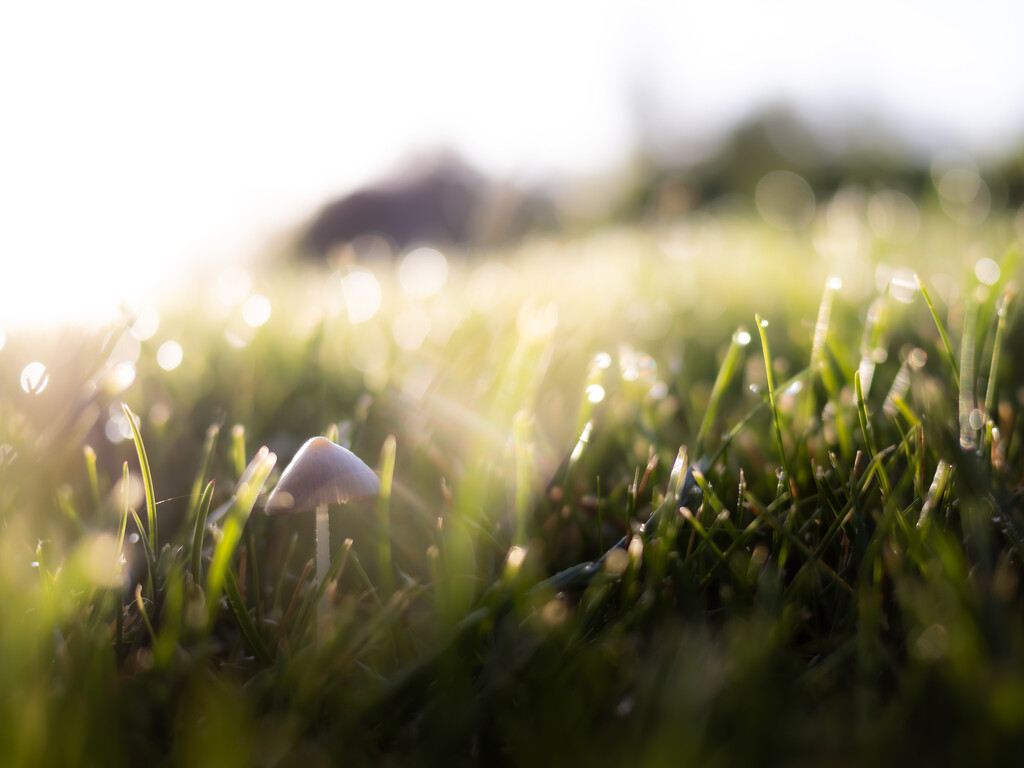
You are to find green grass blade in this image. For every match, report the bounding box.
[83,444,100,514]
[129,508,158,599]
[696,327,749,456]
[377,434,397,599]
[189,480,215,583]
[959,302,979,451]
[755,316,794,498]
[512,411,532,547]
[916,274,959,389]
[984,291,1014,425]
[230,424,247,478]
[223,565,272,663]
[206,447,276,624]
[184,424,220,542]
[854,369,878,459]
[116,461,130,557]
[122,403,158,552]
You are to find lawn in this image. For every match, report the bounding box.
[2,206,1024,766]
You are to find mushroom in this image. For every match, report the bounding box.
[265,436,380,589]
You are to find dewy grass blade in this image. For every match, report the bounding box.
[122,403,159,551]
[223,565,272,663]
[185,424,219,543]
[512,411,533,547]
[206,447,276,624]
[811,278,841,374]
[130,508,158,600]
[116,461,130,557]
[230,424,247,479]
[916,274,959,389]
[959,302,979,451]
[917,459,952,532]
[984,291,1014,426]
[755,316,794,498]
[190,481,215,583]
[696,327,748,456]
[83,445,100,513]
[854,370,878,459]
[377,434,397,599]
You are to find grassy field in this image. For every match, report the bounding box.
[2,206,1024,766]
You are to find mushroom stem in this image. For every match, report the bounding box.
[315,504,330,587]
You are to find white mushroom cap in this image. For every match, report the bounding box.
[265,436,380,514]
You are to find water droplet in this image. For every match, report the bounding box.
[157,341,183,371]
[749,384,761,394]
[827,276,843,291]
[975,258,1000,286]
[129,533,140,544]
[734,329,751,346]
[506,545,527,570]
[399,247,448,298]
[594,352,612,369]
[759,319,769,328]
[340,270,382,324]
[907,348,928,369]
[968,409,985,430]
[585,384,605,403]
[20,362,49,394]
[242,294,272,328]
[648,381,668,400]
[130,307,160,341]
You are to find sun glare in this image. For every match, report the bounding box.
[340,270,383,324]
[399,248,449,298]
[157,341,183,371]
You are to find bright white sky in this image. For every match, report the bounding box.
[2,0,1023,327]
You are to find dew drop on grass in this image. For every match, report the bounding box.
[889,269,919,303]
[594,352,612,369]
[648,381,668,400]
[105,420,126,443]
[506,546,527,572]
[242,294,272,327]
[585,384,605,403]
[340,270,382,324]
[975,258,1000,286]
[130,307,160,341]
[157,341,183,371]
[105,362,136,394]
[129,533,140,545]
[734,329,751,346]
[20,362,49,394]
[969,409,985,430]
[399,247,448,298]
[907,348,928,369]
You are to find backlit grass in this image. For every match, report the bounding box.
[2,209,1024,766]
